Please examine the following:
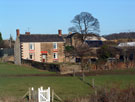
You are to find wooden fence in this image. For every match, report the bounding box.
[22,86,62,102]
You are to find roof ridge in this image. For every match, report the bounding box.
[20,34,64,42]
[20,34,59,35]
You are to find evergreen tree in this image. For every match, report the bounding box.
[0,32,3,48]
[0,32,3,42]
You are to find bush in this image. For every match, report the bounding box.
[66,85,135,102]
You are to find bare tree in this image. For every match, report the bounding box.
[67,12,100,80]
[65,42,94,80]
[65,34,98,80]
[68,12,100,35]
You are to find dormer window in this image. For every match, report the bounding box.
[53,42,57,49]
[29,43,34,50]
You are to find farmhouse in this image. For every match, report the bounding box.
[14,29,65,65]
[14,29,107,65]
[65,33,106,46]
[64,33,105,62]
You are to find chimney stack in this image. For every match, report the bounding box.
[16,29,20,37]
[25,32,30,35]
[58,29,62,36]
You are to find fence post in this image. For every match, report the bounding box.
[31,87,34,102]
[38,87,40,102]
[48,87,50,102]
[52,89,54,102]
[73,68,75,77]
[29,88,31,102]
[92,78,95,88]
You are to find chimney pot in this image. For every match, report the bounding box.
[58,29,62,36]
[25,32,30,35]
[16,29,20,37]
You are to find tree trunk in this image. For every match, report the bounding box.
[81,58,85,81]
[82,69,85,81]
[124,55,126,63]
[89,58,91,72]
[73,68,75,77]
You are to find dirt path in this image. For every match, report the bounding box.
[0,73,72,77]
[0,70,134,77]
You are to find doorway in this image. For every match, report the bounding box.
[42,54,47,63]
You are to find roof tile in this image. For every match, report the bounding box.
[20,34,64,42]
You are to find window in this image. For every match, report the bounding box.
[29,43,34,50]
[53,53,58,59]
[29,53,33,60]
[53,42,57,49]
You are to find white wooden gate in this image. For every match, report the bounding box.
[38,87,50,102]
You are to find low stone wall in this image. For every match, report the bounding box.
[22,59,82,74]
[22,59,60,72]
[90,61,135,70]
[60,63,82,74]
[22,59,135,74]
[0,56,14,63]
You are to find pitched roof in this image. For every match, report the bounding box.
[66,33,100,39]
[85,40,103,47]
[62,34,68,38]
[118,42,135,47]
[19,34,64,42]
[66,33,79,38]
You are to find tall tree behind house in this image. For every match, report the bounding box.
[67,12,100,81]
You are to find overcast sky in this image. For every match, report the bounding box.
[0,0,135,39]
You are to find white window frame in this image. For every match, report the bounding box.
[53,42,57,49]
[53,52,58,59]
[29,43,35,50]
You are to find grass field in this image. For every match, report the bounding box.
[0,62,135,100]
[0,62,56,75]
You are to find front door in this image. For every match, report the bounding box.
[42,54,47,63]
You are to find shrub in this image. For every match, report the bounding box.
[66,85,135,102]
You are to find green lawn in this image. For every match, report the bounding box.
[0,62,56,75]
[0,62,135,100]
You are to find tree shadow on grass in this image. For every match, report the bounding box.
[77,76,93,88]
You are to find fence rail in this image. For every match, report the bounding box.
[22,86,62,102]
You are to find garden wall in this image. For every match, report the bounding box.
[22,59,135,74]
[60,63,81,74]
[22,59,60,72]
[90,61,135,70]
[22,59,81,74]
